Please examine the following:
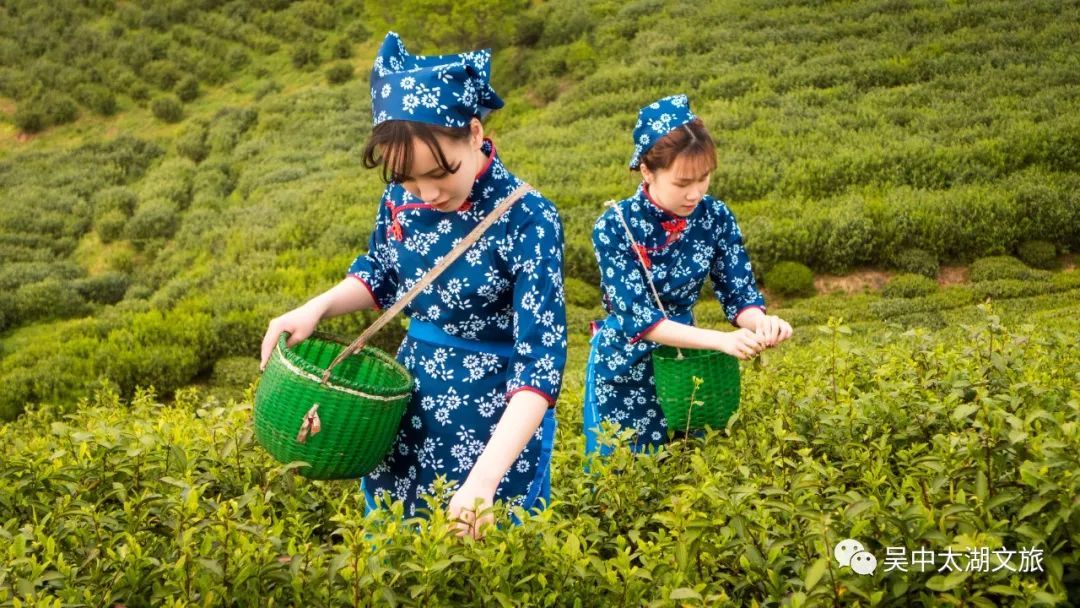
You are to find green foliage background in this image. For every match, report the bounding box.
[0,0,1078,604]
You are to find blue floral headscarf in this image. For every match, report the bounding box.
[370,32,504,128]
[628,94,697,169]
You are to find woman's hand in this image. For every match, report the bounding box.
[753,314,793,347]
[259,302,326,371]
[447,480,495,540]
[716,328,767,360]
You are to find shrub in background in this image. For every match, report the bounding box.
[325,61,354,84]
[882,273,938,299]
[969,256,1043,282]
[14,279,90,322]
[74,272,132,305]
[151,95,183,123]
[564,276,601,308]
[175,75,200,103]
[1016,240,1059,270]
[764,261,815,298]
[126,198,179,246]
[95,209,128,243]
[891,247,939,278]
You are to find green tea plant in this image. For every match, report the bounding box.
[2,300,1075,606]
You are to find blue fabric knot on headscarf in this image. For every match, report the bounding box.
[370,32,504,128]
[628,94,696,169]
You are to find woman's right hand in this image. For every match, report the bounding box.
[259,302,325,371]
[716,328,766,360]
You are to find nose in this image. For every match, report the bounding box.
[417,183,440,204]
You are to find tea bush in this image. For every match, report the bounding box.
[126,198,180,246]
[73,83,117,116]
[0,262,84,292]
[95,210,128,243]
[176,120,210,163]
[1,302,1076,606]
[14,279,90,323]
[564,276,601,308]
[882,273,937,299]
[325,61,355,85]
[291,44,321,69]
[176,75,200,103]
[764,261,815,298]
[1016,240,1059,270]
[891,248,939,279]
[969,256,1044,283]
[151,94,184,123]
[73,272,132,306]
[92,186,139,218]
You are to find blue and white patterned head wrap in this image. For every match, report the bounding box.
[370,32,504,128]
[628,94,697,169]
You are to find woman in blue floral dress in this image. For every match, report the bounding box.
[583,94,792,456]
[260,32,567,537]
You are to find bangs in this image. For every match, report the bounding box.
[361,120,470,184]
[671,147,718,180]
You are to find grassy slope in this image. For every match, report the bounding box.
[0,0,1078,415]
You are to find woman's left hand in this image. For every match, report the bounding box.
[755,314,793,347]
[447,481,495,539]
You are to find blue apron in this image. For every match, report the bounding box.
[361,318,557,521]
[583,310,694,458]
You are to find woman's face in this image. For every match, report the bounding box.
[399,120,487,212]
[640,156,712,217]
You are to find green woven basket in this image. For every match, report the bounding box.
[652,346,741,432]
[253,332,414,480]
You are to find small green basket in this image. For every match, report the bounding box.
[652,346,741,432]
[253,332,414,480]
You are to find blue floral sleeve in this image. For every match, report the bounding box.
[504,194,568,407]
[709,200,766,325]
[346,186,399,310]
[592,208,667,343]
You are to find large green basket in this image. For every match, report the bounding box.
[253,332,414,480]
[652,346,741,432]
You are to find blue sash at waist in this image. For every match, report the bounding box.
[406,318,515,358]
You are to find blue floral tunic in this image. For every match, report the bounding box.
[347,139,567,516]
[583,184,765,454]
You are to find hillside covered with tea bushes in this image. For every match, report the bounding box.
[1,0,1079,419]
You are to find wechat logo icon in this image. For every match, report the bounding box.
[834,539,877,575]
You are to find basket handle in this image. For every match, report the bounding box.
[320,183,534,383]
[605,200,683,359]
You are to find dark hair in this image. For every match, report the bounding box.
[635,117,717,176]
[361,120,472,184]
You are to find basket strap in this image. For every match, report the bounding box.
[322,182,534,383]
[605,199,683,358]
